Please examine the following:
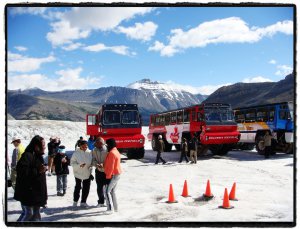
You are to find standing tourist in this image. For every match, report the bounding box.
[10,137,25,190]
[14,135,47,221]
[155,135,167,164]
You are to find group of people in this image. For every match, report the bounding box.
[9,135,122,221]
[154,133,199,164]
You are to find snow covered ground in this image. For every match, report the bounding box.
[5,120,294,224]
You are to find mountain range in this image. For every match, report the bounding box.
[7,73,294,124]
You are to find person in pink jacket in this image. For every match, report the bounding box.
[104,138,122,214]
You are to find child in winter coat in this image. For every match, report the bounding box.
[53,145,70,196]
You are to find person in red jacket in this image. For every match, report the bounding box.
[104,138,122,214]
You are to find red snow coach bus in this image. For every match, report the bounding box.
[86,104,145,159]
[148,103,240,155]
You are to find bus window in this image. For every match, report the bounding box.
[256,107,268,122]
[151,116,155,126]
[245,109,256,122]
[183,110,190,123]
[104,111,121,125]
[165,113,170,125]
[191,109,197,122]
[177,110,183,123]
[122,110,139,124]
[279,110,288,120]
[235,110,245,123]
[171,112,177,124]
[88,115,96,125]
[269,108,275,122]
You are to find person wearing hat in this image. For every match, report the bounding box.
[91,137,109,207]
[53,145,70,196]
[104,138,122,214]
[71,140,93,208]
[178,137,189,163]
[10,137,25,190]
[155,135,167,165]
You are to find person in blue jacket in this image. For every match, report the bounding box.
[87,136,95,151]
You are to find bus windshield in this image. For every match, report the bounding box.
[122,110,139,124]
[204,107,234,122]
[288,102,294,121]
[103,110,121,125]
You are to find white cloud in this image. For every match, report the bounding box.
[64,7,154,31]
[275,65,293,76]
[47,7,154,46]
[8,68,103,91]
[165,80,231,95]
[9,7,47,16]
[149,17,293,57]
[8,52,55,73]
[269,59,277,65]
[62,42,83,51]
[83,43,133,56]
[14,46,28,52]
[117,21,158,41]
[47,20,90,46]
[242,76,273,83]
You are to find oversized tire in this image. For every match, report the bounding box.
[164,141,173,152]
[210,145,223,155]
[240,143,255,151]
[127,148,145,159]
[255,136,265,155]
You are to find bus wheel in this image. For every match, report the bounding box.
[210,145,223,155]
[136,147,145,159]
[127,148,145,159]
[164,141,173,152]
[175,144,181,151]
[240,143,255,151]
[255,138,265,155]
[285,143,294,154]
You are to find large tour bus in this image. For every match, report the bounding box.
[233,101,294,154]
[86,104,145,159]
[148,103,240,155]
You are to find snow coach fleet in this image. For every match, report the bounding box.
[147,103,240,155]
[86,104,145,159]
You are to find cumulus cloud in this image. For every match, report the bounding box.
[117,21,158,41]
[242,76,273,83]
[275,65,293,76]
[47,20,90,46]
[62,42,83,51]
[14,46,28,52]
[149,17,293,57]
[8,68,103,91]
[269,59,277,65]
[9,7,47,16]
[83,43,133,56]
[8,52,55,73]
[165,80,232,95]
[47,7,154,46]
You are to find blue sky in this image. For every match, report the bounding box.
[7,6,294,94]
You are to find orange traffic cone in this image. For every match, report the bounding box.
[219,188,234,209]
[229,182,238,201]
[181,180,190,197]
[203,180,214,200]
[166,184,178,203]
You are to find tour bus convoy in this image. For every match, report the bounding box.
[86,104,145,159]
[233,101,294,154]
[148,103,240,156]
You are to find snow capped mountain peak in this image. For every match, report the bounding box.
[127,78,185,93]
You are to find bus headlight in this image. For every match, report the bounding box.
[205,136,209,141]
[139,138,144,144]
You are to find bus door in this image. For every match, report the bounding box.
[86,114,99,135]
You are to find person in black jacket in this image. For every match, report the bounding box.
[14,135,48,222]
[53,145,70,196]
[178,138,189,163]
[47,137,61,176]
